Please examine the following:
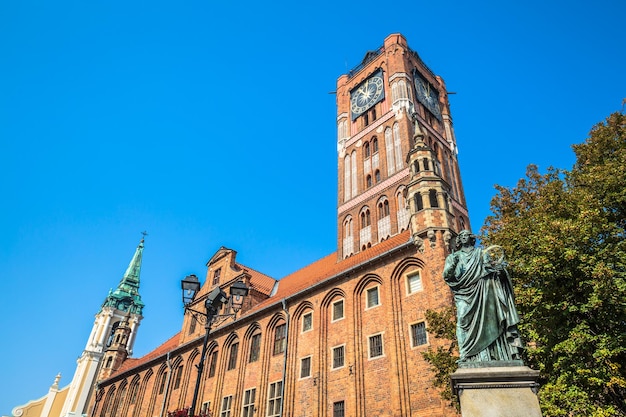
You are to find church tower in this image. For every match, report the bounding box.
[58,238,145,417]
[336,33,469,258]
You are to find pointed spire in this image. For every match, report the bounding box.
[100,235,146,315]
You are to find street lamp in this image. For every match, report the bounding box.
[180,274,249,417]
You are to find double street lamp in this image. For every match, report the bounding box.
[180,274,249,417]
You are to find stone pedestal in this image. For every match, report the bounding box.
[451,363,542,417]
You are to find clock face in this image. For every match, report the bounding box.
[351,71,385,120]
[414,72,441,120]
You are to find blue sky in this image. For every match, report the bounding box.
[0,0,624,414]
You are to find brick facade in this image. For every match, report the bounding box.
[90,33,468,417]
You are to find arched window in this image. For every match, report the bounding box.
[413,160,420,174]
[351,151,357,198]
[423,158,430,171]
[414,193,423,211]
[344,154,351,202]
[372,137,378,154]
[385,127,395,176]
[366,175,372,188]
[393,123,403,171]
[344,217,353,239]
[364,142,371,158]
[360,209,371,227]
[429,189,439,208]
[374,170,380,183]
[378,200,390,219]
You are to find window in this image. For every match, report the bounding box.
[158,372,167,394]
[423,157,430,171]
[300,356,312,378]
[407,272,423,294]
[201,402,211,416]
[372,137,378,153]
[393,122,403,171]
[227,343,239,370]
[332,300,344,321]
[208,350,218,378]
[366,175,372,188]
[411,322,428,347]
[212,268,221,285]
[220,395,232,417]
[360,209,371,228]
[385,127,395,176]
[414,192,423,211]
[129,381,138,404]
[378,200,389,220]
[249,333,261,363]
[188,316,196,335]
[374,170,380,183]
[429,189,439,208]
[173,365,183,389]
[364,142,371,158]
[333,401,345,417]
[302,312,313,332]
[267,381,283,417]
[273,324,286,355]
[105,356,113,368]
[242,388,256,417]
[366,287,380,308]
[369,334,384,358]
[332,345,345,369]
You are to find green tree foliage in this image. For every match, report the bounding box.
[480,112,626,416]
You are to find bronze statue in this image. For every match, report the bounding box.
[443,230,523,363]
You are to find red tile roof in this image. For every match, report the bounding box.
[112,331,181,377]
[108,230,412,380]
[236,263,275,296]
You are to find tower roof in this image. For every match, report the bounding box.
[101,238,145,314]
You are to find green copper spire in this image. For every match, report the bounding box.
[100,237,146,315]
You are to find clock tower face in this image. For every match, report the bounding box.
[414,71,441,120]
[350,70,385,120]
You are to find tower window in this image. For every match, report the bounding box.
[429,189,439,208]
[105,357,113,368]
[366,175,372,188]
[374,170,380,183]
[423,158,430,171]
[378,199,390,219]
[372,137,378,153]
[364,142,370,158]
[360,209,371,227]
[414,193,423,211]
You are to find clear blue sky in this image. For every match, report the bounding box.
[0,0,624,414]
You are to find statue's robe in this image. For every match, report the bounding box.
[444,247,521,361]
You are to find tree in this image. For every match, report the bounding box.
[480,111,626,416]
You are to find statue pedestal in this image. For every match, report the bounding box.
[451,364,542,417]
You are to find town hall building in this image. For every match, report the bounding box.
[13,33,470,417]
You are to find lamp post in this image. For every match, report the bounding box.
[181,274,249,417]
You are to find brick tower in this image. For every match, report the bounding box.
[336,33,469,258]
